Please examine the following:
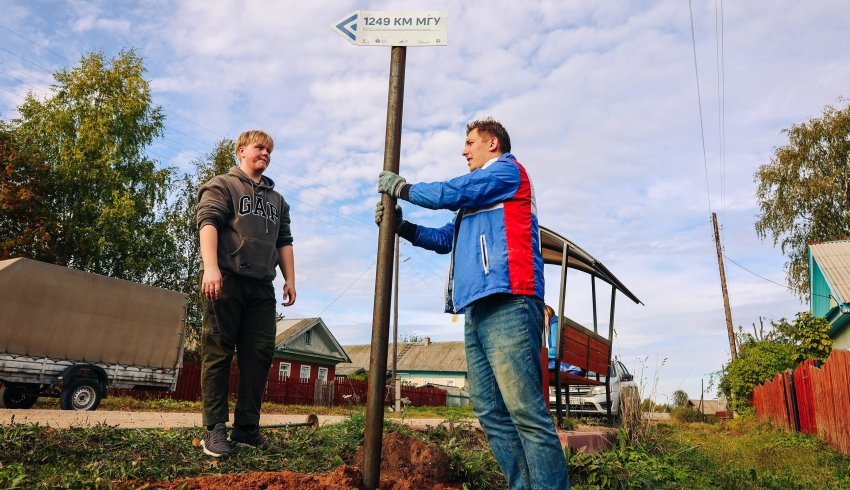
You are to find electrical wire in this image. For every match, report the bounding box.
[721,253,831,300]
[317,260,376,316]
[688,0,713,218]
[721,254,793,290]
[715,0,727,236]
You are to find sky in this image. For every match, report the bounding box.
[1,0,848,404]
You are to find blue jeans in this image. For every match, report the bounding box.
[464,294,570,490]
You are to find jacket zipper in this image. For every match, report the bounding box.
[479,234,490,274]
[445,210,465,313]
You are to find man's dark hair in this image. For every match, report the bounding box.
[466,117,511,153]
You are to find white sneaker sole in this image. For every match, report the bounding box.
[200,439,230,458]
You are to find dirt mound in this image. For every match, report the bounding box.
[354,431,461,489]
[145,431,461,489]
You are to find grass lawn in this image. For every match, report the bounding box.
[4,401,850,489]
[649,418,850,489]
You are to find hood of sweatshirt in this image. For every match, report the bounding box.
[228,166,276,191]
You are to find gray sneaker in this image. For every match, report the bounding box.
[200,423,231,458]
[230,426,274,451]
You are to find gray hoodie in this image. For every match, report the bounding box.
[196,167,292,283]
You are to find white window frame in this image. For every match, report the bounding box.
[318,367,328,382]
[278,362,291,380]
[305,330,312,345]
[300,365,311,380]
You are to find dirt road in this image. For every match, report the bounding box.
[0,408,463,429]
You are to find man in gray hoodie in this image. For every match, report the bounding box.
[195,130,296,458]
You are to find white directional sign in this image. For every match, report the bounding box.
[332,10,447,46]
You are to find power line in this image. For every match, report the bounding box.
[715,0,727,235]
[0,24,69,62]
[721,253,796,291]
[723,253,833,301]
[688,0,713,217]
[318,260,376,316]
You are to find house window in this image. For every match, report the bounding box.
[300,365,311,380]
[318,367,328,382]
[278,362,291,380]
[305,331,312,345]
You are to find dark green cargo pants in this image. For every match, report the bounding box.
[201,273,276,428]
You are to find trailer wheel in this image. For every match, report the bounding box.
[60,379,101,411]
[0,383,39,409]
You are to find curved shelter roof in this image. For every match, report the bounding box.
[540,226,643,306]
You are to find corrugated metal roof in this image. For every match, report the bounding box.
[335,366,366,376]
[337,344,371,372]
[810,241,850,303]
[689,399,729,415]
[337,340,467,374]
[275,318,318,344]
[397,341,466,372]
[274,317,351,363]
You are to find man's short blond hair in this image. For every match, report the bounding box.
[235,130,274,154]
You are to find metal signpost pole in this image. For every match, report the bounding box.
[393,234,401,413]
[331,12,446,489]
[364,45,406,490]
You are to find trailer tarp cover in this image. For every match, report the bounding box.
[0,258,186,368]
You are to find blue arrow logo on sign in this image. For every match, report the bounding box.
[333,12,358,43]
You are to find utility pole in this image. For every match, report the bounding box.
[712,212,737,360]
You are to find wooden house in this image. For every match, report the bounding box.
[809,241,850,349]
[338,337,467,388]
[272,318,351,382]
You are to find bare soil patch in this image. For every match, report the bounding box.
[144,431,462,489]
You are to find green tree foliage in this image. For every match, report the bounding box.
[789,312,833,363]
[155,139,235,355]
[672,389,690,407]
[0,128,56,259]
[8,50,169,281]
[719,312,833,412]
[755,100,850,297]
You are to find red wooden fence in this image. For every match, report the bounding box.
[752,370,794,431]
[753,350,850,453]
[110,362,447,408]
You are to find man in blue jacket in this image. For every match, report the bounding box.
[376,118,569,489]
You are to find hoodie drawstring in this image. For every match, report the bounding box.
[251,180,270,235]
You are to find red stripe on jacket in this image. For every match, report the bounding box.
[504,162,536,294]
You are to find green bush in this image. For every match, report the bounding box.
[670,407,716,423]
[719,312,834,413]
[569,429,688,488]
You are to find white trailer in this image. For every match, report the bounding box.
[0,258,187,410]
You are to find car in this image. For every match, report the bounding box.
[549,358,638,418]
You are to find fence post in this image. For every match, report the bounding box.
[789,370,800,432]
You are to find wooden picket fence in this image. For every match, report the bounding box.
[753,350,850,453]
[110,362,447,408]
